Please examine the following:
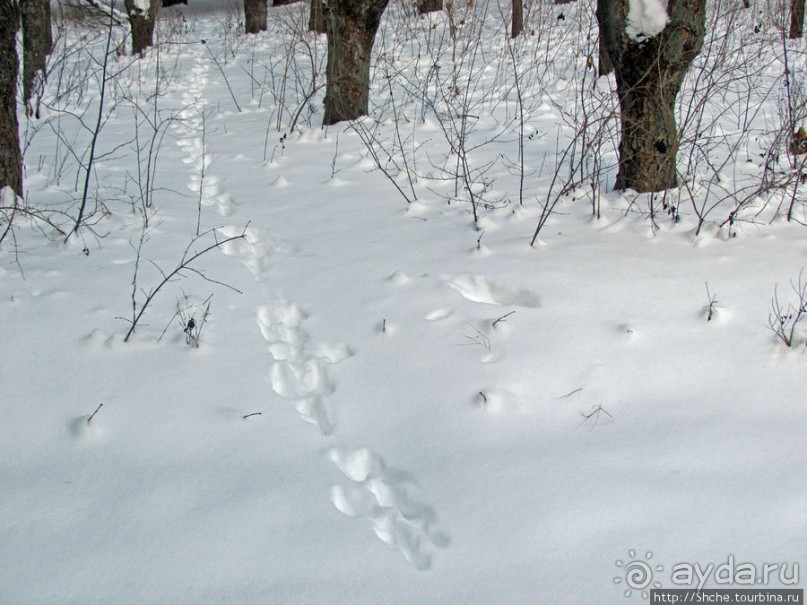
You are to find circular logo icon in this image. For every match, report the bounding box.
[614,550,663,599]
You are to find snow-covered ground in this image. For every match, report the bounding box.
[1,1,805,603]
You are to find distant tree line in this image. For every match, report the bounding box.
[0,0,805,201]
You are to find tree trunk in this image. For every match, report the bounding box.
[594,0,613,75]
[273,0,302,5]
[600,0,706,192]
[418,0,442,14]
[0,1,22,196]
[20,0,52,115]
[244,0,267,33]
[309,0,325,33]
[790,0,805,38]
[124,0,159,56]
[322,0,389,126]
[511,0,523,37]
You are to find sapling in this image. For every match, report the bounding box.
[180,295,212,347]
[768,269,807,347]
[704,282,719,321]
[64,4,117,241]
[201,40,242,112]
[475,230,484,251]
[122,225,248,342]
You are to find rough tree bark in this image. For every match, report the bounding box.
[322,0,389,126]
[274,0,302,5]
[309,0,325,33]
[600,0,706,192]
[418,0,442,14]
[511,0,523,37]
[0,1,22,197]
[244,0,267,33]
[123,0,160,56]
[790,0,805,38]
[594,0,613,76]
[20,0,52,114]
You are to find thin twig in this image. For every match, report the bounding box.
[87,403,103,424]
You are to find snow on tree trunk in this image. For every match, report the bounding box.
[309,0,325,33]
[790,0,805,38]
[244,0,268,34]
[20,0,52,115]
[124,0,159,56]
[600,0,706,193]
[322,0,389,126]
[0,1,22,196]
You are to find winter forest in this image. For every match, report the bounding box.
[1,0,806,602]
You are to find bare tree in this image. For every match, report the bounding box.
[594,0,613,75]
[599,0,706,192]
[791,0,805,38]
[20,0,52,115]
[245,0,268,33]
[322,0,389,125]
[0,1,22,196]
[123,0,160,55]
[511,0,523,37]
[309,0,325,33]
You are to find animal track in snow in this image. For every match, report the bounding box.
[257,300,350,435]
[173,44,235,218]
[445,274,541,308]
[329,447,448,570]
[217,225,298,280]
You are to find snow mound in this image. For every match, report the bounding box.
[626,0,669,41]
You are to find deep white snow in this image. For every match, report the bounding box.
[1,0,805,603]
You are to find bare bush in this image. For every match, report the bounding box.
[768,269,807,348]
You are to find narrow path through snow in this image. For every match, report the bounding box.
[167,37,455,570]
[174,41,234,218]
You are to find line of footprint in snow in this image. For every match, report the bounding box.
[219,216,542,570]
[174,44,234,218]
[216,234,449,568]
[254,298,448,569]
[256,300,350,435]
[190,51,459,565]
[329,447,450,571]
[255,297,449,569]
